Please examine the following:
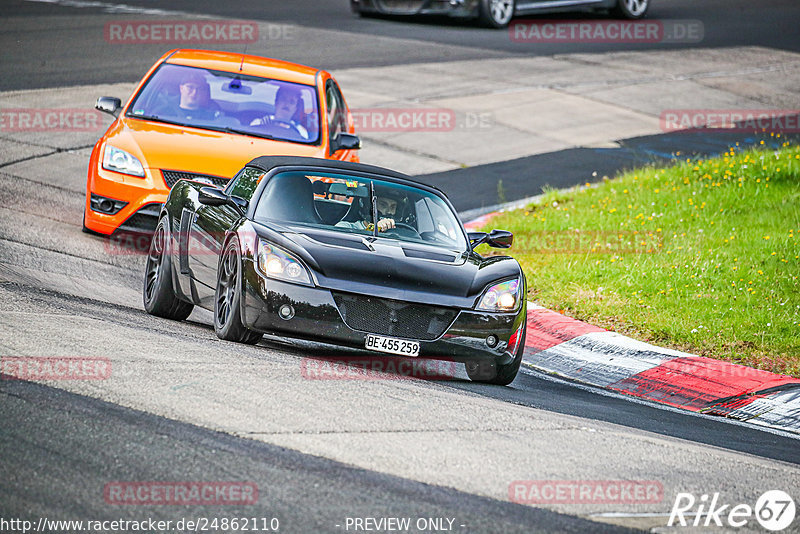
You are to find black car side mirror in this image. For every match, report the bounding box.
[198,187,248,214]
[95,96,122,117]
[468,229,513,249]
[332,133,362,153]
[229,195,249,213]
[198,186,228,206]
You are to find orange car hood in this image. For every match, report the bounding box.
[108,117,324,178]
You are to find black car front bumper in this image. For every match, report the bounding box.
[241,259,525,366]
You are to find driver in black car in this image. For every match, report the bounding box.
[335,188,402,233]
[250,85,309,140]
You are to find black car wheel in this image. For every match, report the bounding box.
[613,0,649,19]
[465,322,526,385]
[214,239,262,345]
[143,217,194,320]
[478,0,515,28]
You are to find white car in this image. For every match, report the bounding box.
[351,0,650,29]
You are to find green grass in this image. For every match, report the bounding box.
[477,140,800,376]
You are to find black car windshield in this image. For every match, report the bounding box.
[254,171,468,252]
[126,63,320,144]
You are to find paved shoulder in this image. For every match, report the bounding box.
[0,378,632,534]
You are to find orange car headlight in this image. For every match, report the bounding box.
[102,145,145,177]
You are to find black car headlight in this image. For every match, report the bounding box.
[257,240,314,287]
[477,278,520,312]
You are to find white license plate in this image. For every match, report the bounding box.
[365,334,420,357]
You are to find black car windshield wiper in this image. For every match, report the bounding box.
[369,180,378,238]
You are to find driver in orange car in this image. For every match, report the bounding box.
[250,85,310,140]
[156,70,222,122]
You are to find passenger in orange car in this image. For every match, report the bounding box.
[250,85,309,140]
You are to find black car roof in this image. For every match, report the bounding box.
[245,156,444,194]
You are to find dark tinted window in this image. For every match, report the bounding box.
[326,81,348,150]
[254,171,467,251]
[227,167,265,199]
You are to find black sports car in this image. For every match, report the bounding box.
[143,156,527,385]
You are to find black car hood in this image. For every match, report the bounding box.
[254,223,522,308]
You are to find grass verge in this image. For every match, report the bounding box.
[477,141,800,376]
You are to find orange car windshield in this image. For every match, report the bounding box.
[126,63,320,145]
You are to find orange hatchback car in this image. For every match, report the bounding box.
[84,49,361,236]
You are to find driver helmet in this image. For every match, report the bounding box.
[373,185,407,220]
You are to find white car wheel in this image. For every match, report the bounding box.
[614,0,650,19]
[479,0,515,28]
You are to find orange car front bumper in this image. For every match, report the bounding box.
[84,151,170,236]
